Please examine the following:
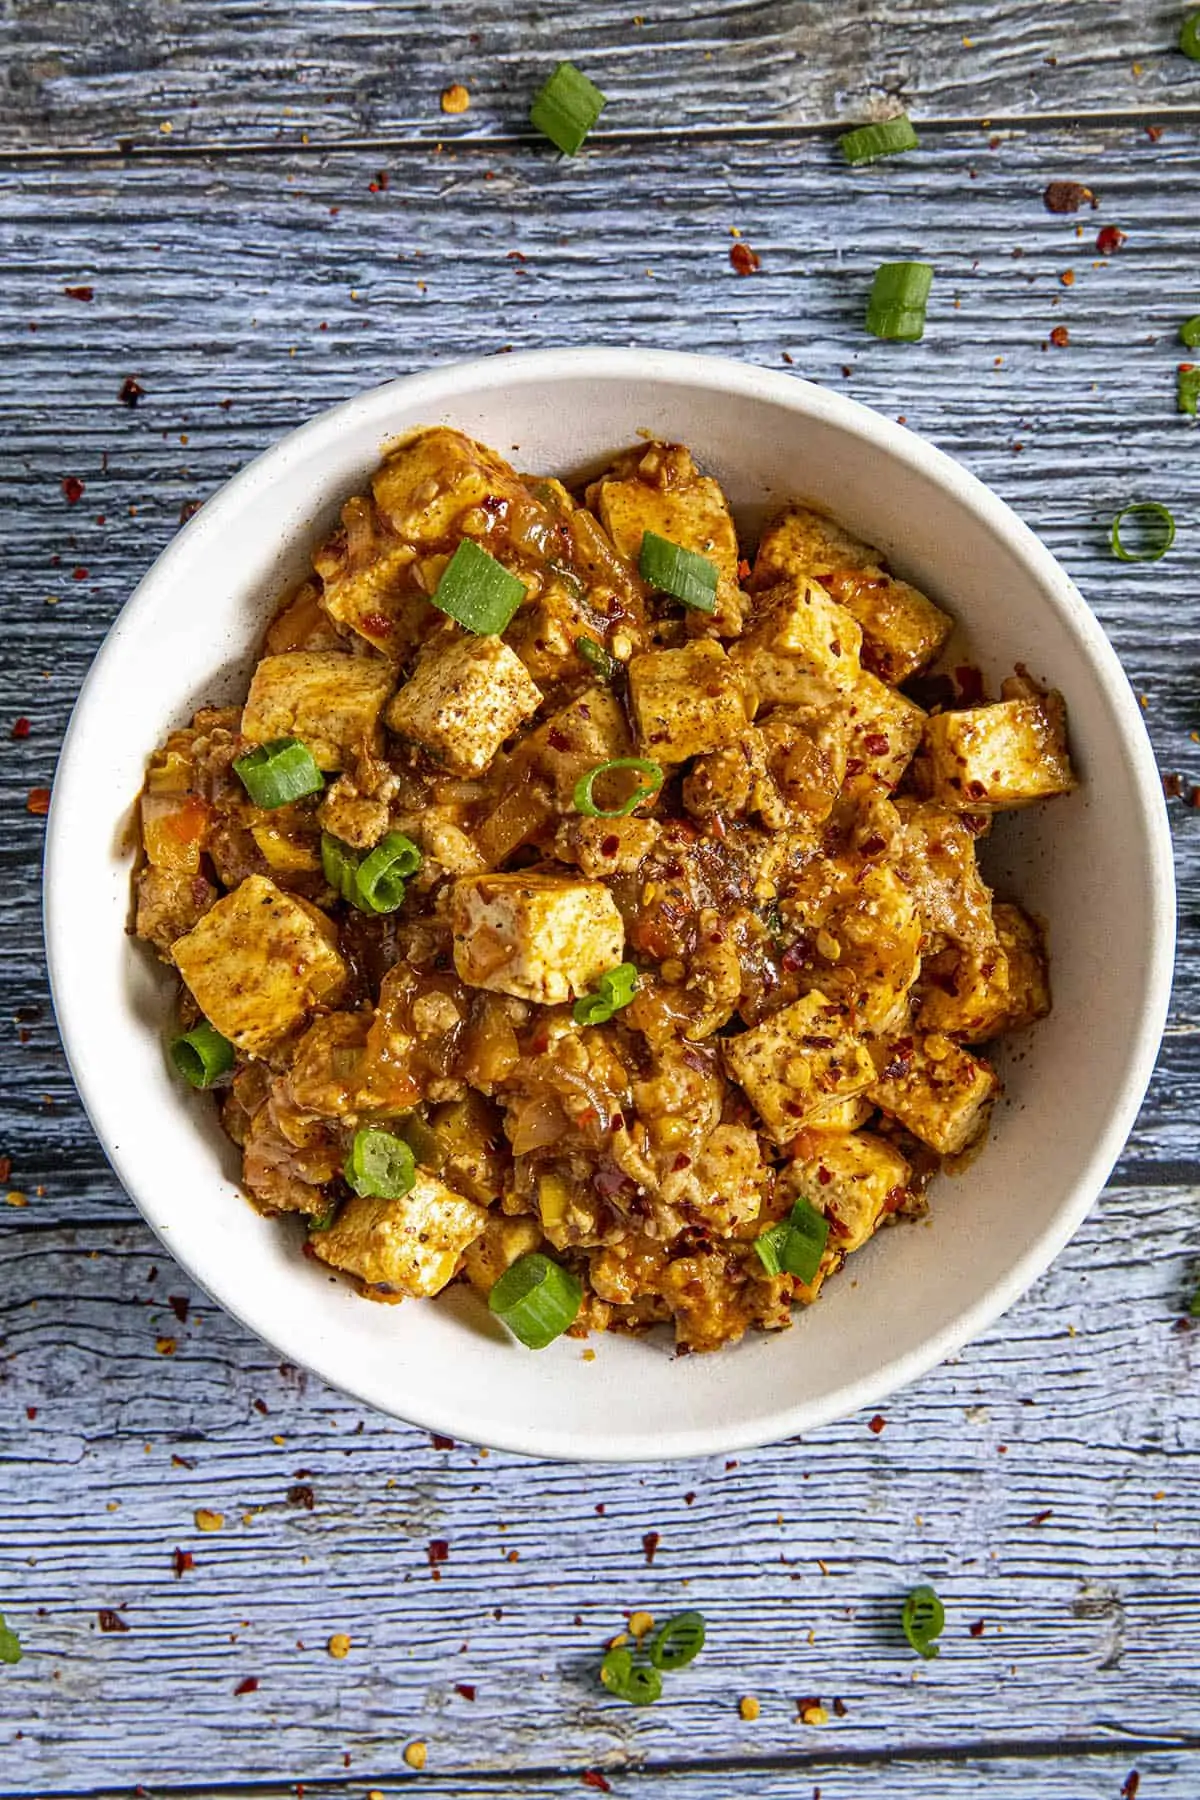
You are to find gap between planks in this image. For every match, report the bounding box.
[3,103,1200,165]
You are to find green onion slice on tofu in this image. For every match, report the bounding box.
[573,961,639,1027]
[489,1251,583,1349]
[309,1198,341,1232]
[600,1645,663,1705]
[233,737,324,809]
[901,1584,945,1660]
[529,61,608,156]
[321,831,362,902]
[649,1610,706,1671]
[865,261,934,342]
[1180,369,1200,417]
[344,1127,416,1201]
[573,757,664,819]
[1109,501,1176,562]
[574,635,621,682]
[354,832,422,914]
[170,1021,235,1089]
[638,531,719,613]
[752,1196,830,1285]
[431,539,526,635]
[1182,11,1200,58]
[1181,317,1200,348]
[840,114,919,165]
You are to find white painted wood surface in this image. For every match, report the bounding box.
[2,5,1200,1793]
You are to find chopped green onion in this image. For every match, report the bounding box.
[575,635,621,682]
[1110,501,1176,563]
[866,261,934,342]
[901,1584,945,1660]
[599,1645,663,1705]
[1181,11,1200,58]
[840,114,919,165]
[0,1613,21,1665]
[638,530,719,612]
[309,1199,341,1232]
[1180,317,1200,348]
[573,961,639,1027]
[321,831,361,902]
[431,539,526,635]
[649,1610,706,1671]
[344,1127,416,1201]
[170,1021,235,1089]
[573,757,664,818]
[753,1196,829,1285]
[234,737,324,809]
[399,1113,444,1172]
[354,831,421,914]
[530,60,607,156]
[489,1251,582,1349]
[1180,369,1200,417]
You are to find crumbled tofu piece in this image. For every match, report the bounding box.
[722,990,876,1146]
[558,813,661,877]
[628,640,749,764]
[990,903,1051,1032]
[317,773,392,849]
[751,504,879,587]
[371,426,535,545]
[781,1129,912,1253]
[461,1212,544,1294]
[683,706,847,829]
[869,1033,999,1155]
[240,651,394,771]
[312,493,431,659]
[842,673,927,794]
[172,874,347,1055]
[587,440,743,633]
[822,567,953,686]
[919,697,1076,811]
[894,798,997,952]
[918,903,1049,1041]
[386,631,543,776]
[739,577,863,693]
[285,1014,369,1116]
[450,873,626,1004]
[687,1124,769,1233]
[311,1171,489,1298]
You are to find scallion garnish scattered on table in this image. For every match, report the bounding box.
[530,61,608,155]
[840,114,919,165]
[1109,501,1177,562]
[901,1585,945,1660]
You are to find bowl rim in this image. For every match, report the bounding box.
[44,347,1176,1459]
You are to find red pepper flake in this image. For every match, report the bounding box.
[642,1530,661,1565]
[12,718,31,739]
[730,242,761,275]
[867,1413,886,1435]
[26,788,51,816]
[431,1433,455,1450]
[97,1609,129,1633]
[359,610,392,637]
[1189,786,1200,810]
[1096,225,1127,255]
[1043,181,1095,214]
[454,1682,476,1701]
[428,1538,450,1577]
[725,1459,739,1470]
[25,1405,37,1421]
[1121,1773,1140,1800]
[62,476,85,504]
[1146,126,1163,143]
[168,1294,190,1323]
[1163,772,1184,799]
[1023,1508,1053,1527]
[955,665,985,704]
[171,1453,196,1469]
[683,1490,696,1505]
[118,375,145,407]
[582,1775,613,1793]
[234,1676,259,1697]
[64,285,94,301]
[507,248,527,262]
[172,1548,195,1578]
[782,350,794,365]
[1049,325,1070,348]
[832,1696,848,1717]
[968,1618,985,1637]
[595,1503,606,1515]
[287,1484,315,1510]
[72,566,89,581]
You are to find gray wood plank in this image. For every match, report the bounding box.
[1,1182,1199,1788]
[2,0,1200,153]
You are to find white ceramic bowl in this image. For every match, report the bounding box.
[46,349,1174,1461]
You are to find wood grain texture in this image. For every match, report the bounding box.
[1,0,1199,153]
[3,99,1200,1798]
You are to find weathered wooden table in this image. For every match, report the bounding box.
[3,4,1199,1794]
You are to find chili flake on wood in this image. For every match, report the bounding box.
[97,1609,129,1633]
[26,789,51,815]
[730,242,761,274]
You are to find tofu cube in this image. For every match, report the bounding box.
[386,631,543,776]
[312,493,433,660]
[241,651,395,771]
[804,1093,875,1132]
[842,673,927,794]
[868,1033,999,1155]
[781,1130,913,1253]
[371,426,535,545]
[587,440,743,633]
[739,576,863,694]
[462,1213,545,1295]
[920,903,1049,1041]
[450,874,626,1004]
[751,504,878,588]
[172,873,348,1055]
[311,1172,489,1298]
[722,990,876,1146]
[920,697,1076,811]
[628,640,749,764]
[507,688,631,806]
